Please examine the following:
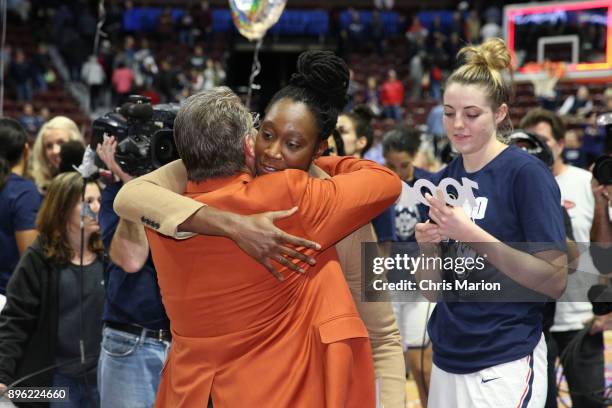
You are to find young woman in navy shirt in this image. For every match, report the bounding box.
[415,38,568,407]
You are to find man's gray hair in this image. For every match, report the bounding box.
[174,87,253,181]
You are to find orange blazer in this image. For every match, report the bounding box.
[147,156,401,408]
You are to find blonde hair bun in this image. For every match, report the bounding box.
[458,37,511,72]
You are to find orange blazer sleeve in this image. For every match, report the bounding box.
[287,156,401,251]
[114,160,203,239]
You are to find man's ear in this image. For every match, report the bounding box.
[313,139,328,160]
[244,132,255,166]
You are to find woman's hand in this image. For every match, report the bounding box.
[426,190,477,242]
[415,221,442,244]
[227,207,321,281]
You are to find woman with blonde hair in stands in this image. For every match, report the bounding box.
[415,38,567,407]
[30,116,83,194]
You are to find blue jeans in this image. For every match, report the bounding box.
[15,82,32,102]
[50,372,99,408]
[383,105,402,122]
[98,326,170,408]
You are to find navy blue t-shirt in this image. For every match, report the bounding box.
[386,167,432,285]
[372,167,432,243]
[426,145,566,374]
[394,167,432,243]
[99,182,169,330]
[0,174,42,294]
[371,206,396,242]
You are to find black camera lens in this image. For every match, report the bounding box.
[150,129,178,168]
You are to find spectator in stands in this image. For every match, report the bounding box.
[134,38,156,87]
[213,60,226,87]
[344,69,362,112]
[429,39,448,101]
[0,118,40,304]
[30,43,51,93]
[114,36,136,71]
[190,45,206,70]
[428,15,447,48]
[9,49,32,102]
[531,61,564,111]
[177,7,195,46]
[380,69,404,122]
[51,4,74,45]
[156,7,175,44]
[408,47,425,101]
[81,55,106,112]
[61,25,89,82]
[558,85,594,118]
[464,9,481,43]
[426,103,446,156]
[370,10,385,56]
[345,9,365,53]
[39,106,50,123]
[188,67,204,94]
[0,172,104,406]
[202,59,216,91]
[98,40,115,101]
[17,103,44,138]
[364,76,381,117]
[111,62,135,106]
[521,108,606,408]
[480,15,501,41]
[30,116,83,194]
[192,1,212,45]
[406,16,428,45]
[449,11,464,40]
[155,58,179,103]
[140,56,158,90]
[562,129,587,168]
[447,32,462,67]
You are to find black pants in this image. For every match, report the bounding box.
[544,329,605,408]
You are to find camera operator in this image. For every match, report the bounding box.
[589,113,612,333]
[95,135,170,408]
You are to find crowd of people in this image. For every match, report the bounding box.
[0,2,611,408]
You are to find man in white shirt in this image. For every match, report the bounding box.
[521,109,605,408]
